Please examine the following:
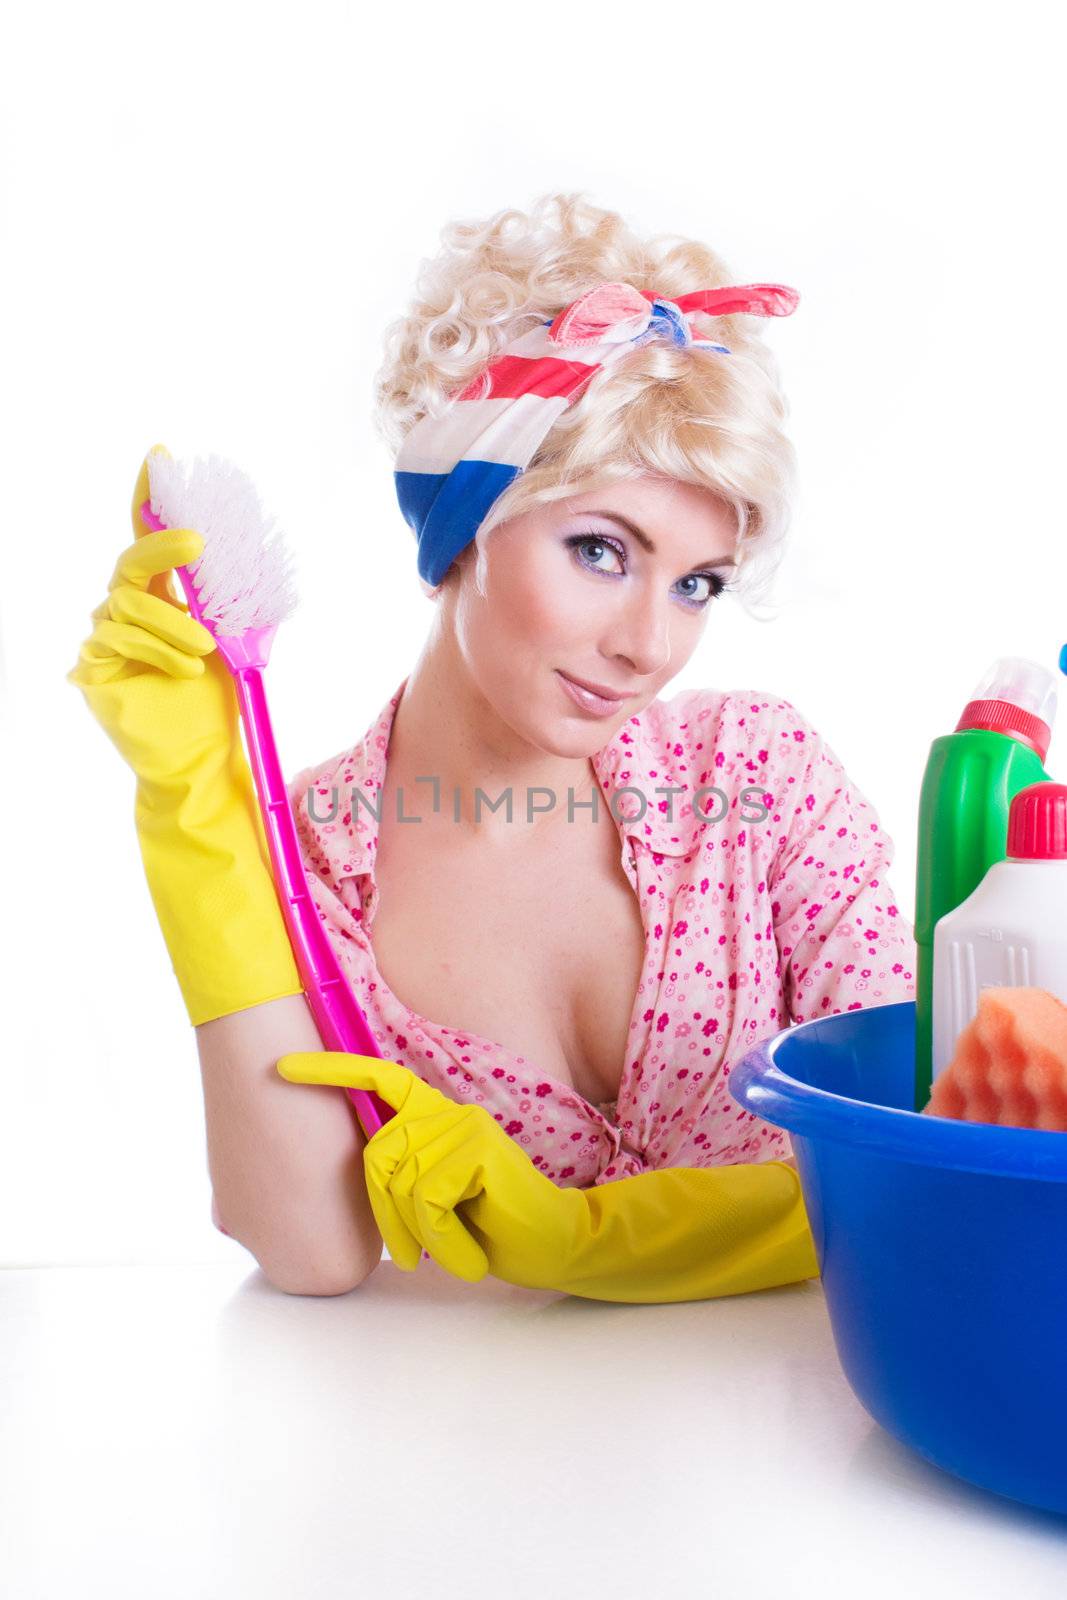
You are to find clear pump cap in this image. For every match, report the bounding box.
[969,656,1058,728]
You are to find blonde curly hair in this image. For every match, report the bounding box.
[372,191,798,617]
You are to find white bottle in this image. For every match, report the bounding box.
[932,780,1067,1084]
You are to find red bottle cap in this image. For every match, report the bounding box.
[1007,782,1067,860]
[955,698,1052,764]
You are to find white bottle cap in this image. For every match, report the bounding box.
[969,656,1058,727]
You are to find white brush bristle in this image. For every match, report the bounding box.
[146,450,299,634]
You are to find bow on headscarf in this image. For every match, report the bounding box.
[394,279,799,587]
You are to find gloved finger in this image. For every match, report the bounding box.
[107,526,205,600]
[131,443,171,538]
[278,1051,386,1090]
[390,1119,491,1284]
[358,1132,425,1272]
[108,582,217,657]
[70,585,201,672]
[277,1051,454,1121]
[86,592,194,627]
[72,617,207,680]
[361,1103,464,1197]
[65,653,125,689]
[363,1171,425,1272]
[360,1108,470,1272]
[131,444,183,606]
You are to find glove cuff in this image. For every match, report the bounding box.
[134,744,304,1027]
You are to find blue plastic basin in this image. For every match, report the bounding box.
[729,1001,1067,1516]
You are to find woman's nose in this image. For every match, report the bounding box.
[604,586,672,677]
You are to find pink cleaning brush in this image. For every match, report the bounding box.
[140,446,392,1138]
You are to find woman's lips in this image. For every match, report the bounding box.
[556,670,625,717]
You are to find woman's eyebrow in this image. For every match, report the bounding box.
[577,509,738,568]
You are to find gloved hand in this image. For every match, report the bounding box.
[66,445,303,1026]
[275,1051,820,1302]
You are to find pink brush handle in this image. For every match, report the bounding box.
[227,666,392,1137]
[140,499,392,1139]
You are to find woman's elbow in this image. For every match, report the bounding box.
[213,1198,384,1297]
[260,1245,382,1298]
[270,1256,381,1297]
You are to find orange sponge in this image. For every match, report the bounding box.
[923,987,1067,1131]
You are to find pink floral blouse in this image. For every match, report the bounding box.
[286,676,917,1188]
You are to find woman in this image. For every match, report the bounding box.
[68,192,916,1300]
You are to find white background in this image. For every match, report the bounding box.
[3,0,1065,1267]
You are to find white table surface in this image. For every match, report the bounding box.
[2,1260,1065,1599]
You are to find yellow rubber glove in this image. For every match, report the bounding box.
[275,1051,820,1303]
[66,445,304,1026]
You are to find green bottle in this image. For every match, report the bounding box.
[913,657,1057,1111]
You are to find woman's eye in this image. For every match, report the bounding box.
[676,573,721,604]
[568,534,625,576]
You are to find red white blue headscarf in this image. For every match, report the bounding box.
[394,279,799,587]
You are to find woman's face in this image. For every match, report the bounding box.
[440,475,741,754]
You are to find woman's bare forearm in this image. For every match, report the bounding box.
[196,992,382,1294]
